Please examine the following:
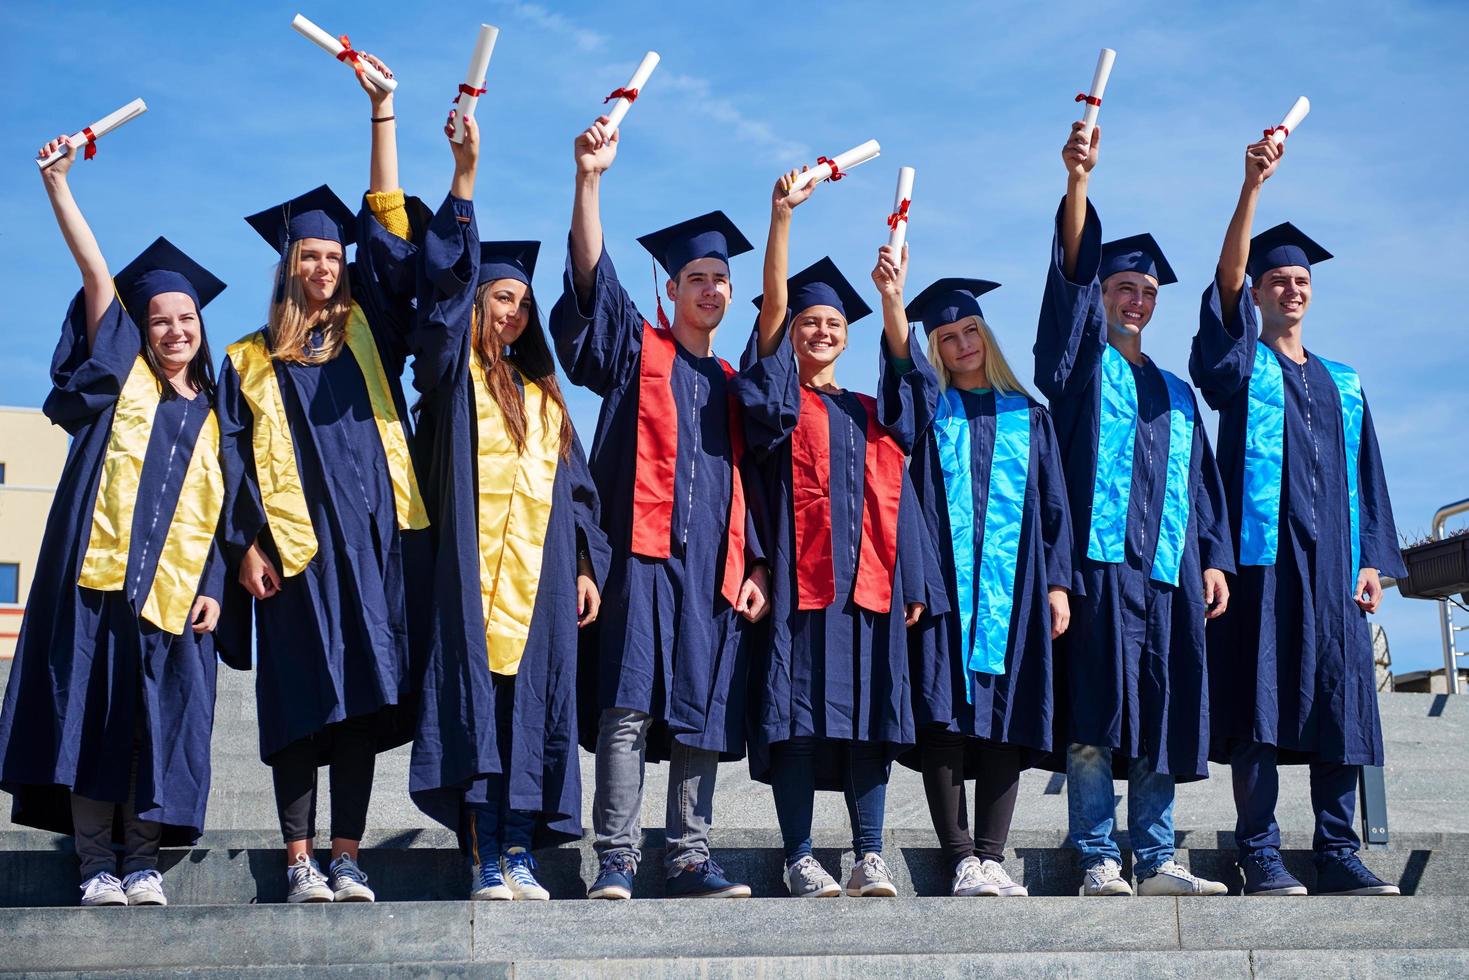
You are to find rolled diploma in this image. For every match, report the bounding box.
[291,13,398,93]
[1270,96,1310,145]
[605,51,660,131]
[1079,47,1116,137]
[452,24,501,144]
[887,167,915,251]
[790,139,882,192]
[37,99,147,170]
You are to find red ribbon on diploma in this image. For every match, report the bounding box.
[81,127,98,161]
[604,87,639,104]
[455,83,487,104]
[1264,125,1288,140]
[336,34,363,72]
[817,156,844,181]
[886,199,910,229]
[1075,93,1102,107]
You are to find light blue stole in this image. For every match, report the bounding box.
[1241,342,1363,589]
[1087,345,1195,586]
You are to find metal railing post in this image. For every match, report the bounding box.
[1431,498,1469,695]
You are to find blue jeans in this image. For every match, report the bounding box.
[770,738,889,864]
[1230,742,1360,861]
[464,776,537,865]
[1066,743,1175,878]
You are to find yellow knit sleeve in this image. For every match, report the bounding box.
[365,188,410,241]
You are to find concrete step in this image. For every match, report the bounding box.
[3,827,1465,906]
[0,897,1465,976]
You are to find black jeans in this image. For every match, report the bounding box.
[919,727,1022,867]
[271,715,377,843]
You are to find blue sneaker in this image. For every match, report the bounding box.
[501,848,550,901]
[1313,851,1401,896]
[665,858,751,899]
[588,852,636,900]
[471,860,512,901]
[1239,849,1307,896]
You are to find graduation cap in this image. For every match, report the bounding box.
[903,277,1001,333]
[244,184,357,254]
[113,236,227,318]
[636,210,752,279]
[479,241,540,286]
[1099,233,1178,286]
[752,256,872,324]
[1247,221,1332,281]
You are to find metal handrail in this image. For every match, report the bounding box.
[1432,498,1469,695]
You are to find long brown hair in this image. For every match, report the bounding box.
[473,279,574,460]
[266,238,354,363]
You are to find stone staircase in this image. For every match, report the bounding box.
[2,663,1468,977]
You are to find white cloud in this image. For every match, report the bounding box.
[659,71,810,165]
[496,1,607,52]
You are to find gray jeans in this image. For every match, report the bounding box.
[593,707,718,873]
[70,743,161,879]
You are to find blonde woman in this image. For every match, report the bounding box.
[215,51,427,904]
[876,252,1077,898]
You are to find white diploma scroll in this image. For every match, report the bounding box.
[452,24,501,144]
[1269,96,1310,145]
[1077,47,1116,138]
[604,51,660,131]
[886,167,915,251]
[37,99,147,170]
[789,139,882,192]
[291,13,398,94]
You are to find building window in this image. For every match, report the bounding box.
[0,564,17,604]
[0,462,6,484]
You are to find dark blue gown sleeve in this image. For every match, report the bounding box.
[876,329,938,455]
[1033,197,1106,404]
[1189,393,1236,575]
[548,244,644,396]
[568,431,613,589]
[1357,394,1406,579]
[43,292,141,434]
[733,322,801,462]
[353,193,423,378]
[1189,277,1259,410]
[408,193,479,399]
[214,357,268,567]
[1034,406,1081,595]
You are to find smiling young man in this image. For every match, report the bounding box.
[549,116,771,900]
[1034,121,1235,898]
[1190,135,1406,897]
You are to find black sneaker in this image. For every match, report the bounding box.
[1240,848,1307,896]
[1313,851,1401,896]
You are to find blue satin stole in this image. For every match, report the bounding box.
[1241,343,1362,590]
[1087,345,1194,586]
[935,388,1031,702]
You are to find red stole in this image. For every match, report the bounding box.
[630,322,747,607]
[791,389,904,613]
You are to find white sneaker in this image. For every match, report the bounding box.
[1082,859,1133,896]
[80,871,128,907]
[1136,860,1228,896]
[285,854,334,903]
[501,849,551,901]
[328,854,376,902]
[950,856,995,896]
[845,853,898,897]
[121,869,167,906]
[981,859,1028,897]
[785,855,840,898]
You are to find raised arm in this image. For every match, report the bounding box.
[756,168,817,356]
[1060,121,1099,281]
[570,116,618,304]
[38,137,110,348]
[411,117,481,397]
[1216,136,1283,319]
[355,52,399,194]
[871,242,910,361]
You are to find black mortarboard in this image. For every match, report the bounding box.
[1099,233,1177,286]
[244,184,357,254]
[636,210,752,279]
[113,236,226,317]
[479,240,540,286]
[752,256,872,324]
[903,277,1001,332]
[1247,221,1332,281]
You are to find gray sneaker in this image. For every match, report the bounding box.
[121,869,168,906]
[981,859,1028,897]
[950,856,995,897]
[784,856,840,898]
[80,871,128,907]
[1137,860,1228,896]
[328,854,375,902]
[845,853,897,897]
[285,854,334,904]
[1082,859,1133,896]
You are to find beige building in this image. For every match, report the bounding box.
[0,406,69,658]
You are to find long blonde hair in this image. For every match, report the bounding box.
[266,238,354,364]
[926,315,1033,399]
[472,281,574,461]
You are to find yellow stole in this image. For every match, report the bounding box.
[225,303,429,577]
[470,356,562,675]
[77,356,224,635]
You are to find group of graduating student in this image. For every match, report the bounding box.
[0,46,1408,911]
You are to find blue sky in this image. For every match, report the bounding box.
[3,1,1466,672]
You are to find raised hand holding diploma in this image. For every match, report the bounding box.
[291,13,398,93]
[36,99,146,170]
[451,24,500,145]
[789,139,882,192]
[1267,96,1310,145]
[886,167,914,252]
[603,51,660,132]
[1076,47,1116,139]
